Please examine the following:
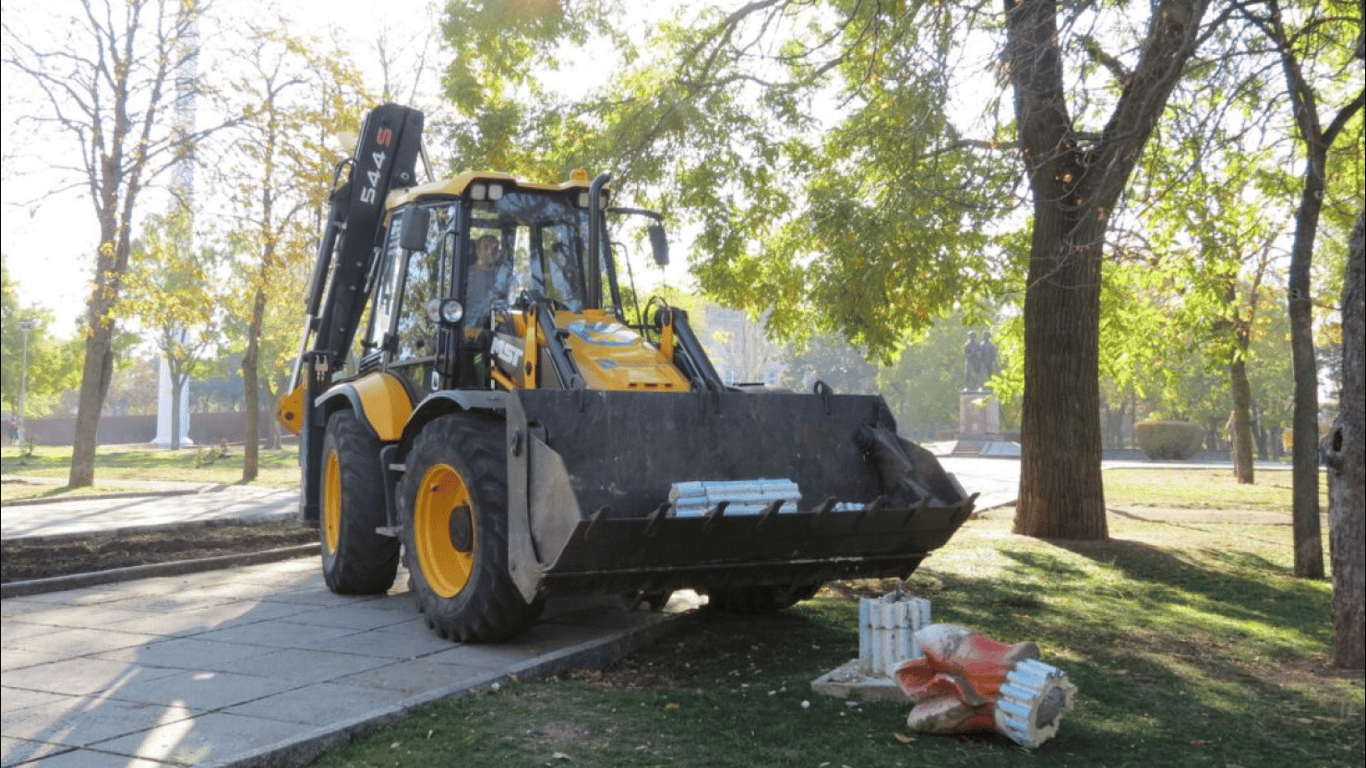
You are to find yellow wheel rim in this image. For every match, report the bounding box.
[323,450,342,553]
[414,462,475,598]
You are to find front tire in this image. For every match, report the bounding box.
[320,410,399,594]
[398,413,542,642]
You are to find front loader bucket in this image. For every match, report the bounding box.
[502,389,975,603]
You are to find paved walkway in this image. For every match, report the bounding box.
[0,482,702,768]
[1,485,297,540]
[2,560,692,767]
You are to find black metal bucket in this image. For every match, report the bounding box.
[501,389,975,600]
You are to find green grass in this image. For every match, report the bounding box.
[0,443,300,494]
[308,471,1362,768]
[1105,467,1328,511]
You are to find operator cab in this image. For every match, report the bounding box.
[356,171,677,397]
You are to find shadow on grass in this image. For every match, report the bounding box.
[897,535,1356,765]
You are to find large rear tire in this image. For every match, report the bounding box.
[706,583,822,615]
[398,412,542,642]
[320,410,400,594]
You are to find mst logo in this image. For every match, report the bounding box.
[358,125,393,206]
[491,335,524,368]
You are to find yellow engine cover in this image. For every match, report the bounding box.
[556,310,691,391]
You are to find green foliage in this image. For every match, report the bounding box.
[438,2,1019,360]
[0,257,81,419]
[1134,420,1206,460]
[122,209,227,387]
[782,332,880,396]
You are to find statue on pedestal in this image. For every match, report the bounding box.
[963,332,981,392]
[963,331,997,392]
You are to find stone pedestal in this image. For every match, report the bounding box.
[958,391,1000,437]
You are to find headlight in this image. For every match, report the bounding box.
[427,298,464,324]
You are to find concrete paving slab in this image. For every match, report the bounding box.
[1,627,163,658]
[99,671,304,712]
[89,638,272,670]
[7,748,179,768]
[275,604,418,632]
[105,601,311,639]
[0,689,69,716]
[0,657,182,698]
[306,624,464,660]
[329,659,486,695]
[90,711,306,766]
[186,620,362,653]
[1,696,197,751]
[2,735,73,767]
[0,648,67,674]
[211,648,398,684]
[221,682,413,726]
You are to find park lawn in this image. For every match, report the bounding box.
[0,443,300,496]
[1104,466,1328,512]
[308,470,1361,768]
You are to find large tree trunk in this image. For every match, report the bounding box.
[1324,211,1363,669]
[1015,203,1109,539]
[1004,0,1210,539]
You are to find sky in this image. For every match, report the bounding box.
[1,0,457,337]
[1,0,700,341]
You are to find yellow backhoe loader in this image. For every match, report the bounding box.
[279,104,976,642]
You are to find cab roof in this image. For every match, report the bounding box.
[385,170,605,210]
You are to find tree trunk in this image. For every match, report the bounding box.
[69,208,128,488]
[1254,406,1268,461]
[1287,149,1326,578]
[1261,0,1349,578]
[69,321,115,487]
[1324,211,1363,669]
[1230,357,1255,484]
[1014,200,1109,539]
[1004,0,1209,540]
[170,371,182,451]
[241,282,267,482]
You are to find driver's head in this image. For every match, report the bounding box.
[475,235,500,269]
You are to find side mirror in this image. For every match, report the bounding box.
[400,206,430,251]
[648,224,670,267]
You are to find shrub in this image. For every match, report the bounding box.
[1134,420,1205,460]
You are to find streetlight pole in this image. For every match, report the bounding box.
[18,319,35,444]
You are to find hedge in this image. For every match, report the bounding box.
[1134,420,1205,461]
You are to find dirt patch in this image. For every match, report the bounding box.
[1,521,318,583]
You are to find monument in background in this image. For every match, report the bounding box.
[151,356,193,448]
[957,331,1001,452]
